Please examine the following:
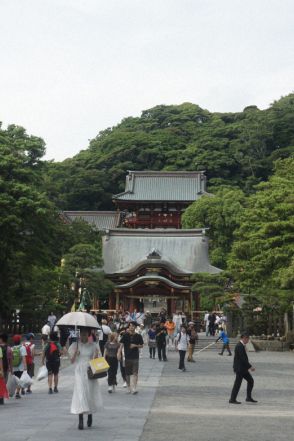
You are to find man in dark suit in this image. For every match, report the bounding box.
[229,332,257,404]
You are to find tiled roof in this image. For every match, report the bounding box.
[113,170,207,201]
[102,228,221,275]
[62,211,120,231]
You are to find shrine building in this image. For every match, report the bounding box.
[63,170,221,316]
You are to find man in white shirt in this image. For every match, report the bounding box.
[41,322,51,347]
[204,311,209,336]
[47,312,57,330]
[175,326,190,372]
[135,311,145,326]
[173,312,182,334]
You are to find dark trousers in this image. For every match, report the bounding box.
[230,371,254,401]
[179,350,186,370]
[99,340,106,356]
[220,343,232,355]
[120,361,126,382]
[106,356,118,386]
[208,324,215,336]
[157,343,167,361]
[149,347,156,358]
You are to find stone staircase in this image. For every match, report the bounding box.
[193,333,239,352]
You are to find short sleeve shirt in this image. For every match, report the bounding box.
[177,332,190,351]
[120,333,143,360]
[13,345,27,372]
[105,342,120,358]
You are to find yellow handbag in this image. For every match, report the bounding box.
[88,357,110,380]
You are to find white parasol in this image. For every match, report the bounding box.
[56,311,99,329]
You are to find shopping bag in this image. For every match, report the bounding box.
[87,366,107,380]
[6,373,19,397]
[36,365,48,381]
[19,371,33,388]
[89,357,109,375]
[0,377,9,399]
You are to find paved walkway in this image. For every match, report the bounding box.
[0,344,293,441]
[141,349,294,441]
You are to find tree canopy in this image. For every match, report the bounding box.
[1,93,294,333]
[45,94,294,210]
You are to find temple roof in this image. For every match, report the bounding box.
[62,211,120,231]
[102,228,221,275]
[113,170,207,202]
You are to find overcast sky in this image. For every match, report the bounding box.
[0,0,293,161]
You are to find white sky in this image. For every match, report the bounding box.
[0,0,293,161]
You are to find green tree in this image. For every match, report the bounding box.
[59,243,113,311]
[228,157,294,325]
[182,188,246,268]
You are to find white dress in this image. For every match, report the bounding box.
[70,342,103,415]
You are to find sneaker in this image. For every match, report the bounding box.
[21,388,25,395]
[218,353,223,356]
[229,400,241,404]
[123,381,127,388]
[108,386,113,394]
[48,388,53,394]
[15,393,21,399]
[132,388,138,395]
[182,368,187,372]
[26,389,32,394]
[54,387,58,393]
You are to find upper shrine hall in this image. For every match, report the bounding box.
[63,170,220,316]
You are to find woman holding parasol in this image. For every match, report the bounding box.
[57,312,103,430]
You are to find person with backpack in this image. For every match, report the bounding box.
[23,333,35,394]
[12,334,27,398]
[175,325,190,372]
[0,333,13,382]
[42,331,63,394]
[187,322,198,362]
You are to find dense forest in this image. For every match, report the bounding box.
[0,93,294,333]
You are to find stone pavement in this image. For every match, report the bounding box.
[141,348,294,441]
[0,352,164,441]
[0,343,293,441]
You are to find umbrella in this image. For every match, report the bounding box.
[56,312,99,329]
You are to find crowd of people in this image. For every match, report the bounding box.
[0,308,257,429]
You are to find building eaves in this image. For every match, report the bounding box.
[116,274,189,289]
[63,211,120,231]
